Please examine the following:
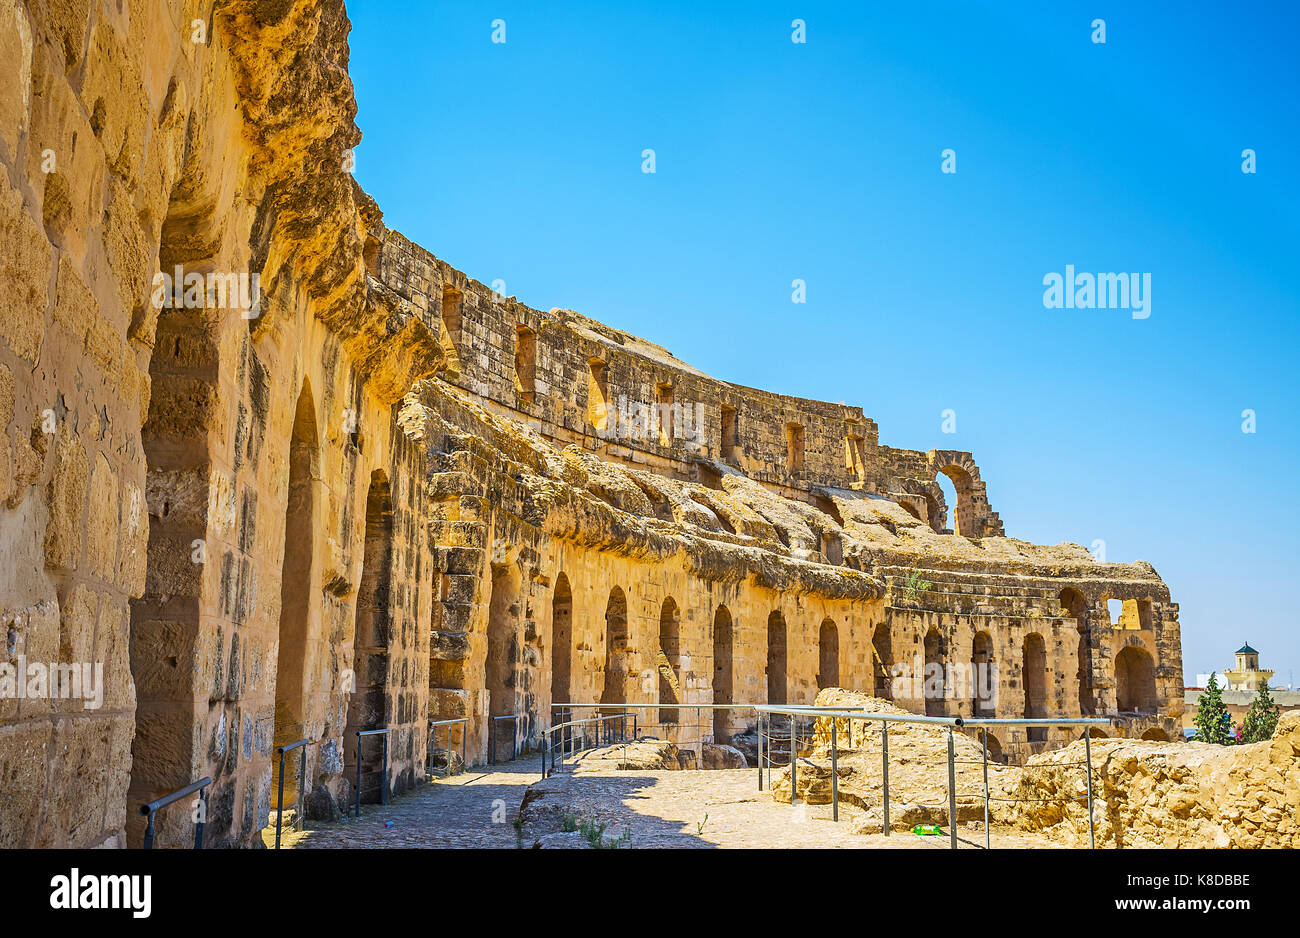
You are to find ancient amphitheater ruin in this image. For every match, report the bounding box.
[0,0,1188,849]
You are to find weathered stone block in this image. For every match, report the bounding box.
[430,629,471,661]
[0,172,51,364]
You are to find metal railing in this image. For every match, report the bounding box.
[489,714,522,764]
[754,704,1111,849]
[353,728,389,817]
[273,738,309,849]
[549,702,759,765]
[428,717,469,778]
[140,776,212,849]
[540,711,635,780]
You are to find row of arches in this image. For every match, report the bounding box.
[130,375,402,842]
[913,621,1158,721]
[545,584,845,741]
[540,579,1161,751]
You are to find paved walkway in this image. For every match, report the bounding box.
[284,759,539,849]
[274,747,1059,849]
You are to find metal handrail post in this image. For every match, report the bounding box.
[194,787,206,849]
[789,716,797,805]
[881,723,890,836]
[355,734,363,817]
[461,722,466,774]
[381,733,389,806]
[1085,731,1096,850]
[275,748,287,849]
[297,745,306,831]
[831,717,839,822]
[982,731,990,850]
[947,727,957,849]
[757,711,764,790]
[140,776,213,850]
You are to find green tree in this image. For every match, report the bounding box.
[1194,672,1232,745]
[1240,679,1281,743]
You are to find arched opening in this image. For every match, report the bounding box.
[600,587,629,711]
[923,627,944,716]
[656,382,675,445]
[1140,727,1169,741]
[273,384,320,797]
[486,563,522,758]
[934,473,958,534]
[587,358,609,433]
[920,487,945,533]
[343,471,393,806]
[1060,587,1093,715]
[936,463,975,536]
[1115,645,1158,714]
[818,619,839,690]
[439,285,464,374]
[766,611,787,704]
[784,423,805,472]
[549,574,572,722]
[712,606,733,741]
[971,630,995,717]
[127,209,225,844]
[657,597,682,725]
[720,405,740,464]
[514,324,536,403]
[1022,632,1048,741]
[872,625,893,700]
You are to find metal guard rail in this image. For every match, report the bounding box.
[540,711,635,780]
[354,728,389,817]
[753,704,1111,849]
[274,738,309,849]
[429,717,469,778]
[140,776,213,849]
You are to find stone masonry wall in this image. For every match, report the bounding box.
[0,0,439,847]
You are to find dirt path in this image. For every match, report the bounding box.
[270,749,1061,849]
[524,756,1061,849]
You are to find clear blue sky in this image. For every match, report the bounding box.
[346,1,1300,687]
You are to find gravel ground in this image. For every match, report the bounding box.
[270,747,1064,849]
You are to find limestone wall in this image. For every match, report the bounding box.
[375,231,1004,532]
[0,0,1184,850]
[0,0,438,847]
[412,376,1181,766]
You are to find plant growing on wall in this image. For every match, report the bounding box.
[1240,679,1281,743]
[900,568,933,604]
[1194,673,1232,745]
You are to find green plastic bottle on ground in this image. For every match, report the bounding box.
[911,824,943,836]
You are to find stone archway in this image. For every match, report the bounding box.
[872,625,894,700]
[767,611,787,704]
[712,606,734,741]
[549,573,572,718]
[1116,645,1157,713]
[818,618,839,690]
[601,587,629,710]
[657,597,682,725]
[342,471,393,806]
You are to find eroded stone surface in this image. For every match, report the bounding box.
[0,0,1186,849]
